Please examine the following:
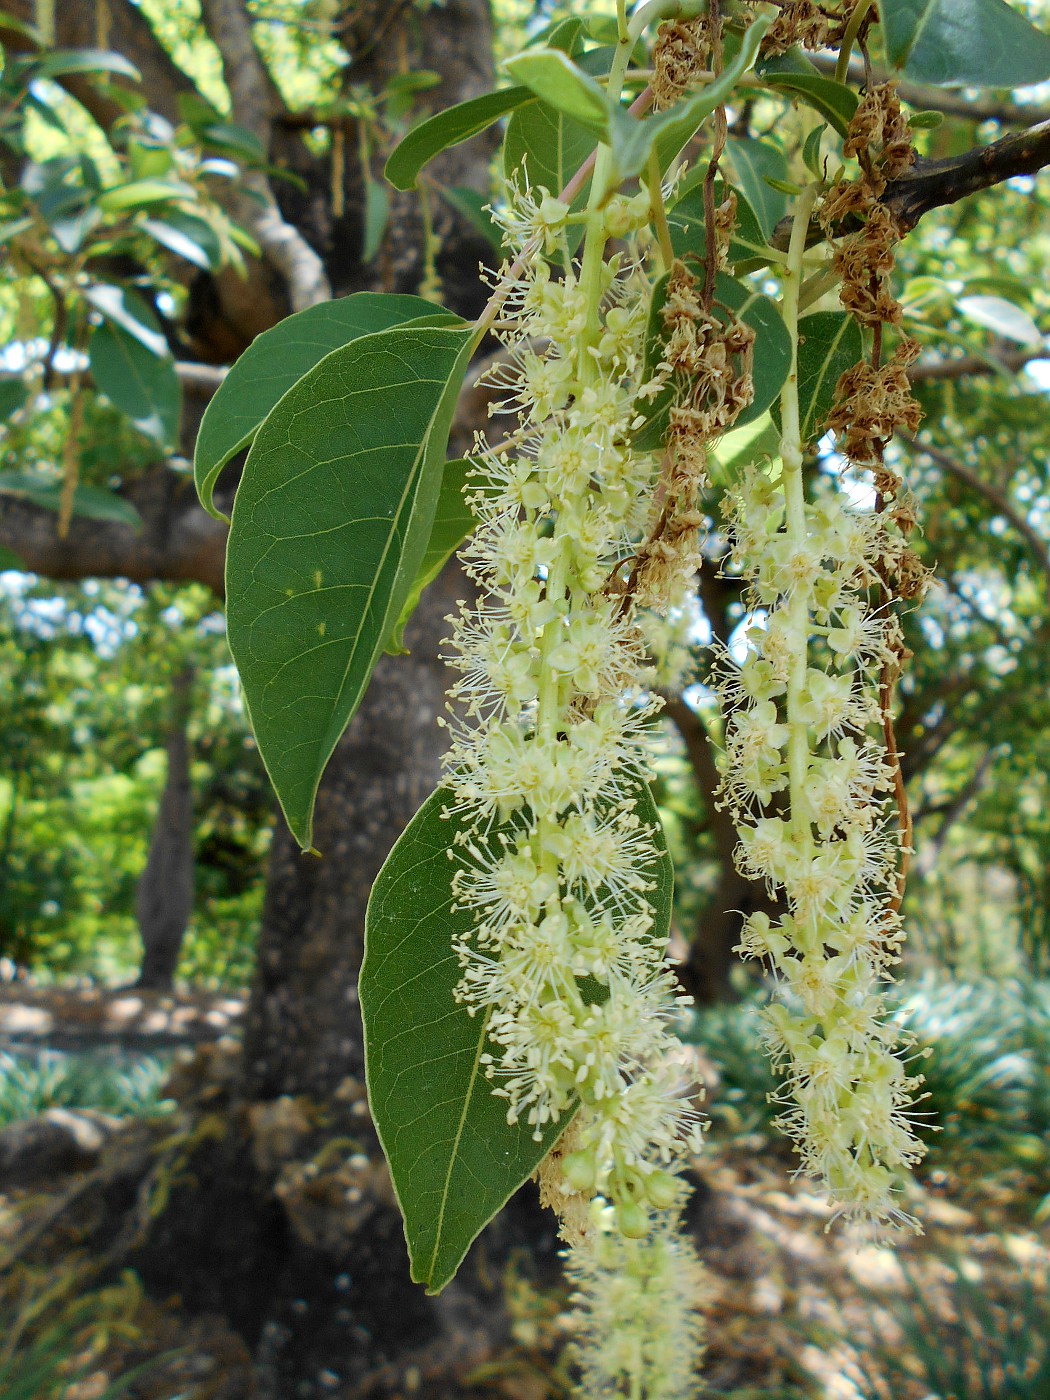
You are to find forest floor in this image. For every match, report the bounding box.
[0,983,1047,1399]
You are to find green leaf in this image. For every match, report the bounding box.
[957,294,1042,346]
[96,178,194,215]
[802,123,828,177]
[83,284,168,357]
[225,320,476,850]
[666,174,775,272]
[361,774,672,1294]
[0,473,141,527]
[194,292,447,520]
[89,321,182,449]
[770,311,863,447]
[607,14,771,183]
[880,0,1050,87]
[756,55,858,137]
[385,87,533,192]
[502,99,595,257]
[725,136,789,240]
[0,376,28,422]
[202,122,266,164]
[362,178,389,263]
[634,269,792,451]
[503,49,611,138]
[438,185,503,252]
[33,48,141,82]
[0,545,26,570]
[385,456,474,654]
[141,211,223,271]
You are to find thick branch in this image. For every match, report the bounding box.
[773,121,1050,248]
[199,0,331,311]
[0,465,227,596]
[898,432,1050,598]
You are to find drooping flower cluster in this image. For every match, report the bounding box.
[566,1202,707,1400]
[442,186,703,1238]
[715,465,926,1226]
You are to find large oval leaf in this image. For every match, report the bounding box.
[385,456,475,656]
[756,55,858,138]
[361,775,673,1295]
[666,174,774,273]
[880,0,1050,87]
[194,292,446,520]
[225,320,475,851]
[725,136,789,241]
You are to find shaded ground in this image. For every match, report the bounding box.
[0,985,1047,1399]
[0,982,245,1051]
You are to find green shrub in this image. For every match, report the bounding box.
[0,1049,174,1128]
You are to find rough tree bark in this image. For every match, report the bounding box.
[136,664,196,990]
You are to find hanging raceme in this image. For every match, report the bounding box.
[203,0,1050,1391]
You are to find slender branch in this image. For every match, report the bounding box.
[897,432,1050,597]
[908,348,1046,384]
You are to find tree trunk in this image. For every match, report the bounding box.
[136,665,196,990]
[241,564,463,1098]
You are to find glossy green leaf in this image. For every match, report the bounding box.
[194,292,446,520]
[880,0,1050,87]
[666,175,774,272]
[385,456,474,654]
[0,472,141,527]
[96,179,194,215]
[607,14,770,183]
[201,122,266,164]
[634,269,791,451]
[386,87,533,192]
[757,56,858,137]
[502,99,595,258]
[33,48,141,82]
[361,774,672,1294]
[503,49,611,137]
[225,320,475,850]
[362,179,389,263]
[957,294,1042,346]
[725,136,789,240]
[770,311,863,447]
[141,211,223,271]
[83,284,168,358]
[89,321,181,449]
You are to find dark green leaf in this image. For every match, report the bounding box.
[225,320,476,850]
[33,48,141,82]
[0,472,141,527]
[770,311,863,447]
[202,122,266,164]
[725,136,789,240]
[634,269,791,450]
[438,185,503,251]
[802,123,828,177]
[502,99,595,258]
[141,211,223,271]
[89,321,181,449]
[666,174,774,272]
[361,774,672,1294]
[503,49,611,138]
[194,291,448,520]
[756,56,858,137]
[880,0,1050,87]
[385,456,474,654]
[0,376,28,421]
[83,284,168,357]
[385,87,533,192]
[362,179,389,263]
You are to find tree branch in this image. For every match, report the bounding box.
[0,465,227,596]
[199,0,331,312]
[897,432,1050,598]
[773,121,1050,249]
[908,348,1047,384]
